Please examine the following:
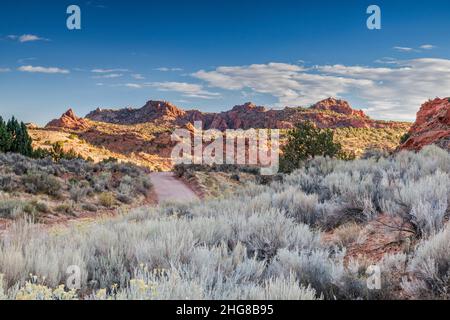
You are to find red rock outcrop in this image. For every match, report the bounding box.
[86,101,186,124]
[46,109,90,130]
[400,98,450,151]
[311,98,368,118]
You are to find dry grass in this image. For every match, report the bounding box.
[333,222,364,247]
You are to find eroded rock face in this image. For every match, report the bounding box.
[311,98,368,118]
[46,109,90,130]
[84,99,408,130]
[400,98,450,151]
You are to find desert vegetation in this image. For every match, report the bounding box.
[0,145,448,300]
[174,163,266,198]
[333,127,408,156]
[30,125,173,172]
[280,121,351,173]
[0,153,153,222]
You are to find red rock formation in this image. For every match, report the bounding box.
[87,101,186,124]
[84,98,409,130]
[400,98,450,151]
[141,100,186,120]
[46,109,90,130]
[311,98,368,118]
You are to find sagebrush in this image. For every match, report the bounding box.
[0,146,449,300]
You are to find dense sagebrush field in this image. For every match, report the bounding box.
[0,146,449,300]
[0,154,152,220]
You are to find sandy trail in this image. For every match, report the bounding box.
[150,172,199,203]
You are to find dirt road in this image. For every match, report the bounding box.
[150,172,199,203]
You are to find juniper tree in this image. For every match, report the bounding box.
[18,122,33,156]
[0,116,12,152]
[280,121,342,173]
[6,116,20,153]
[0,116,33,156]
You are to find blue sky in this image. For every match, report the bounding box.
[1,0,450,125]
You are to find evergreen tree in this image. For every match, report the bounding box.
[280,121,343,173]
[0,116,33,156]
[19,122,33,156]
[0,116,12,152]
[6,116,20,153]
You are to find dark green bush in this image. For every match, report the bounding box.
[280,121,343,173]
[400,133,411,144]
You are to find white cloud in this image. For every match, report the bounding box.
[18,65,69,74]
[155,67,183,72]
[193,59,450,120]
[111,81,219,98]
[124,83,143,88]
[92,73,123,79]
[131,73,145,80]
[91,68,129,73]
[393,45,437,52]
[420,44,436,50]
[146,81,220,99]
[0,68,10,73]
[393,46,414,52]
[374,57,399,65]
[6,34,49,42]
[19,34,42,42]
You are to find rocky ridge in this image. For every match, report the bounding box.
[80,98,408,130]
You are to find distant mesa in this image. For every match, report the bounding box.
[46,108,90,130]
[399,97,450,151]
